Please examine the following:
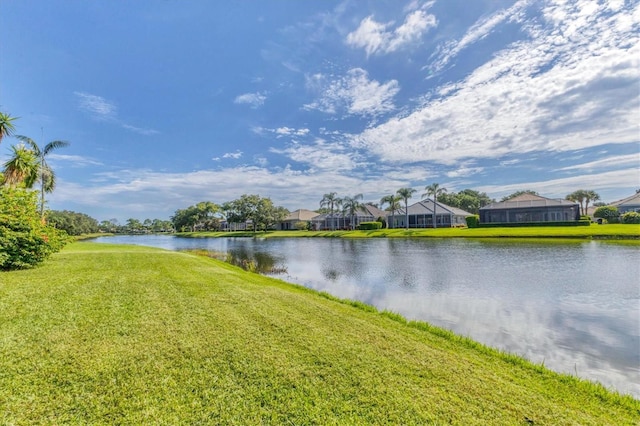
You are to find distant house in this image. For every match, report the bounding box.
[394,199,472,228]
[479,194,580,224]
[278,209,318,230]
[609,192,640,214]
[312,204,387,230]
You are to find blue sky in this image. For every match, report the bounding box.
[1,0,638,222]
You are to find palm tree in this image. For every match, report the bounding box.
[423,183,447,228]
[2,144,38,187]
[341,193,364,230]
[584,190,600,217]
[14,135,69,218]
[380,194,401,229]
[396,187,416,229]
[0,112,17,145]
[320,192,341,230]
[566,190,587,215]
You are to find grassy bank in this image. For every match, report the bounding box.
[1,243,638,424]
[181,223,640,240]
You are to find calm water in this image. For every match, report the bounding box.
[91,235,640,398]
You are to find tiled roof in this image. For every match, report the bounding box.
[283,209,318,221]
[610,192,640,207]
[397,199,473,216]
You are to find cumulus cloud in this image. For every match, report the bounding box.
[270,140,356,172]
[346,10,437,56]
[234,92,267,108]
[304,68,399,117]
[354,0,640,165]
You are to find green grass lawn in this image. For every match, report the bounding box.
[181,223,640,241]
[1,243,638,424]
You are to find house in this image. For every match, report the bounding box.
[312,204,387,230]
[278,209,318,230]
[393,199,472,228]
[609,192,640,214]
[479,194,580,224]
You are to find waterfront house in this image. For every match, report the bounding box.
[609,192,640,214]
[278,209,318,230]
[479,194,580,224]
[393,199,472,228]
[312,204,387,230]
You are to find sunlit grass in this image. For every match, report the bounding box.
[1,242,638,424]
[181,223,640,241]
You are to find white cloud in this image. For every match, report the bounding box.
[74,91,117,120]
[234,92,267,108]
[222,150,243,159]
[47,154,103,167]
[355,1,640,165]
[304,68,399,117]
[74,91,159,135]
[270,140,356,172]
[122,124,160,136]
[429,0,531,73]
[557,153,640,172]
[346,10,437,56]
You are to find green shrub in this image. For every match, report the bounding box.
[621,211,640,224]
[580,215,591,221]
[478,220,591,228]
[358,221,382,230]
[294,221,309,231]
[593,206,620,223]
[0,188,69,270]
[466,215,480,228]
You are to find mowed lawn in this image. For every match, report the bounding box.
[0,243,638,425]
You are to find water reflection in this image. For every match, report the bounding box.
[90,235,640,398]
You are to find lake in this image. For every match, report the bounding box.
[90,234,640,398]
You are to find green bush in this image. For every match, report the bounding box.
[0,188,69,270]
[621,211,640,224]
[466,215,480,228]
[580,215,591,221]
[358,221,382,230]
[593,206,620,223]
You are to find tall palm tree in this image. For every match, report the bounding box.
[380,194,401,229]
[14,135,69,218]
[341,193,364,230]
[0,112,17,145]
[396,187,416,229]
[320,192,341,230]
[566,190,587,215]
[2,144,38,187]
[584,190,600,217]
[423,183,447,228]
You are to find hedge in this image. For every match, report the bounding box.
[358,221,383,230]
[478,220,591,228]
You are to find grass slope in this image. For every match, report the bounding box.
[1,243,638,425]
[182,223,640,240]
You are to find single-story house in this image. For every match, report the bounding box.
[312,204,387,230]
[609,192,640,214]
[393,199,472,228]
[278,209,318,230]
[479,194,580,224]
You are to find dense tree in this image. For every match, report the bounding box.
[341,193,365,230]
[47,210,99,236]
[14,135,69,218]
[221,195,287,232]
[172,201,221,232]
[0,187,67,270]
[396,187,416,230]
[320,192,341,231]
[437,189,493,215]
[423,183,447,229]
[380,194,401,229]
[0,111,17,145]
[501,190,538,202]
